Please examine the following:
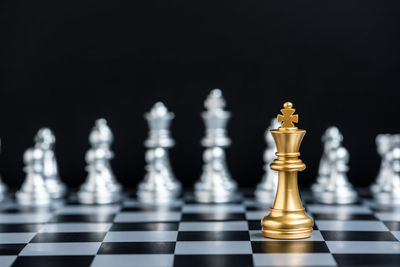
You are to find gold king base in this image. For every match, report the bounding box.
[262,208,314,239]
[261,102,314,239]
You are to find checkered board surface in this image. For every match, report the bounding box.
[0,190,399,267]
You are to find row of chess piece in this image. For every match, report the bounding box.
[310,128,400,205]
[0,89,397,206]
[259,124,400,206]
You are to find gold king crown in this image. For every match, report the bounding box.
[261,101,314,240]
[277,102,298,130]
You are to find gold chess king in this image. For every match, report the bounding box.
[261,102,314,239]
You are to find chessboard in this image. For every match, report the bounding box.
[0,190,399,267]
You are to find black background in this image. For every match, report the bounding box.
[1,0,400,190]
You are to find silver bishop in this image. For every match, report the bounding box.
[77,119,122,204]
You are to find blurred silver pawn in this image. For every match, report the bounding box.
[16,138,51,206]
[35,128,67,199]
[370,134,393,194]
[311,126,343,193]
[194,89,237,203]
[254,118,280,203]
[137,102,181,203]
[0,140,7,201]
[374,145,400,205]
[88,119,122,193]
[314,145,358,204]
[78,119,122,204]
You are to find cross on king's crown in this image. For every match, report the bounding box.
[277,102,298,129]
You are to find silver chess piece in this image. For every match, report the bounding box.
[194,89,238,203]
[35,128,67,199]
[370,134,393,194]
[311,126,343,194]
[314,145,358,204]
[137,102,182,203]
[16,136,51,206]
[373,144,400,206]
[77,119,122,204]
[88,119,122,193]
[0,140,7,201]
[254,118,281,203]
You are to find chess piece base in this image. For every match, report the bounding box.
[374,192,400,206]
[137,191,178,204]
[77,190,121,204]
[136,178,180,204]
[254,188,276,204]
[16,191,51,206]
[311,178,328,193]
[194,189,240,203]
[262,208,314,239]
[314,189,358,204]
[108,182,122,193]
[46,179,67,199]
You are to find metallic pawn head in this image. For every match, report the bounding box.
[205,89,226,111]
[89,119,113,146]
[202,89,231,147]
[322,126,343,150]
[35,128,55,149]
[376,134,392,156]
[322,126,343,142]
[144,102,175,148]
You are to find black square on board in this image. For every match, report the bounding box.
[311,213,377,220]
[0,224,43,233]
[121,206,181,212]
[182,213,245,221]
[0,207,53,214]
[177,231,250,241]
[251,241,329,253]
[0,244,25,255]
[334,254,400,266]
[110,222,179,231]
[49,214,115,223]
[98,242,176,254]
[245,206,270,212]
[173,255,253,267]
[247,220,261,231]
[30,232,107,243]
[321,231,398,241]
[12,256,94,267]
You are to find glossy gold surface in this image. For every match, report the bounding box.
[262,102,314,239]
